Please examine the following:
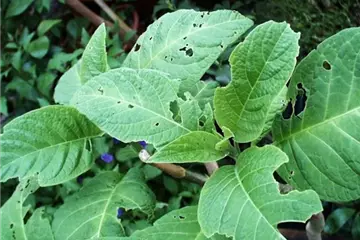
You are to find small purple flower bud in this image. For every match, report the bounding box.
[113,138,120,144]
[117,208,124,219]
[139,141,147,148]
[101,153,114,163]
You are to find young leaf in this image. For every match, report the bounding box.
[52,169,156,240]
[214,21,300,143]
[71,68,189,148]
[37,19,61,36]
[80,23,108,83]
[54,24,107,104]
[198,146,322,239]
[272,27,360,201]
[5,0,34,18]
[0,105,102,186]
[148,131,229,163]
[25,207,54,240]
[0,177,39,240]
[123,9,253,94]
[324,208,356,235]
[26,36,50,59]
[121,206,227,240]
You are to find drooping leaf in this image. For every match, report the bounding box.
[54,61,82,104]
[123,9,253,93]
[198,146,322,239]
[26,207,54,240]
[72,68,187,148]
[37,19,62,36]
[214,21,299,143]
[0,105,102,186]
[52,169,156,240]
[324,208,356,235]
[121,206,228,240]
[0,177,39,240]
[26,36,50,59]
[272,27,360,201]
[148,131,229,163]
[5,0,34,18]
[54,24,107,104]
[80,23,108,83]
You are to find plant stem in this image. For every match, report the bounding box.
[139,149,207,185]
[306,212,325,240]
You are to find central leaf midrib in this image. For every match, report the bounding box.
[275,106,360,144]
[86,95,192,133]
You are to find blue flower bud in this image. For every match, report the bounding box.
[117,208,124,219]
[139,141,147,148]
[100,153,114,163]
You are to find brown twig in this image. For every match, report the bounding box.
[139,149,207,185]
[306,212,325,240]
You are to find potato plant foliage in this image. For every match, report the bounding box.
[1,9,359,240]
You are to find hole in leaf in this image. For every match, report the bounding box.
[199,23,203,28]
[128,104,134,109]
[290,170,294,176]
[282,100,293,119]
[199,121,204,127]
[179,215,185,219]
[183,36,187,40]
[134,44,141,52]
[170,57,173,61]
[97,87,104,94]
[323,60,331,70]
[220,44,224,48]
[179,46,186,52]
[17,201,20,204]
[149,37,153,40]
[185,48,193,57]
[294,84,307,116]
[117,101,121,104]
[10,223,13,229]
[201,13,204,18]
[155,122,159,126]
[193,23,197,27]
[165,56,168,59]
[206,12,210,15]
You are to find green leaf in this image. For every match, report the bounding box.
[54,61,82,104]
[272,27,360,201]
[0,178,39,240]
[214,21,299,143]
[5,0,34,18]
[72,68,188,148]
[80,23,108,83]
[52,169,156,240]
[0,105,102,186]
[149,131,228,163]
[353,213,360,240]
[189,80,219,109]
[123,206,227,240]
[198,146,322,239]
[123,9,253,93]
[26,207,54,240]
[1,96,8,116]
[26,36,50,59]
[12,50,22,71]
[37,19,61,36]
[324,208,356,235]
[37,72,57,98]
[6,77,39,101]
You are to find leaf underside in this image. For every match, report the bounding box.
[273,27,360,201]
[198,146,322,240]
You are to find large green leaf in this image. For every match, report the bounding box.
[72,68,186,148]
[0,178,40,240]
[214,21,299,143]
[122,206,227,240]
[198,146,322,239]
[54,24,107,104]
[123,9,253,93]
[52,169,156,240]
[272,27,360,201]
[0,105,102,186]
[189,81,219,109]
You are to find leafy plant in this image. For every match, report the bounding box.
[1,7,360,240]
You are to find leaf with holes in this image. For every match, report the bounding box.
[72,68,201,148]
[123,9,253,94]
[54,24,107,104]
[198,146,322,239]
[52,169,156,240]
[121,206,228,240]
[0,177,40,240]
[272,27,360,201]
[0,105,102,186]
[214,21,300,143]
